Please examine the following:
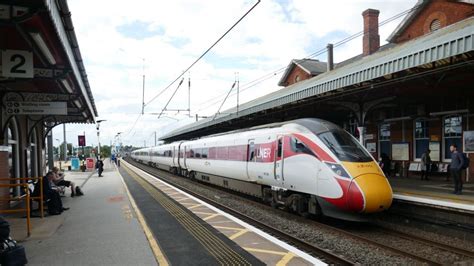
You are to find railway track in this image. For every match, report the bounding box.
[125,159,474,265]
[124,160,353,265]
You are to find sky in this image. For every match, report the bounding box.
[53,0,417,149]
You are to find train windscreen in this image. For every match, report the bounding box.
[318,130,373,162]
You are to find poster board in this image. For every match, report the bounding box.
[71,158,80,170]
[429,141,440,162]
[366,142,376,153]
[392,143,409,161]
[464,131,474,153]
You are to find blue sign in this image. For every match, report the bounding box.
[71,158,80,170]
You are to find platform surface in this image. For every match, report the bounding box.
[120,160,323,266]
[389,174,474,212]
[8,160,157,265]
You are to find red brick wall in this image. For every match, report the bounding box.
[283,67,311,87]
[394,1,474,43]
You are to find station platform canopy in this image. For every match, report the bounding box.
[161,17,474,143]
[0,0,97,131]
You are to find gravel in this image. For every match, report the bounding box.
[128,160,474,265]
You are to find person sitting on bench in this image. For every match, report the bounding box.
[52,167,83,197]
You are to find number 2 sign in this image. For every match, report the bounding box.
[1,50,34,78]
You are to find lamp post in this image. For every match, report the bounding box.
[96,119,106,158]
[114,132,123,155]
[55,138,61,170]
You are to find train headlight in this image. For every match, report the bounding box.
[325,163,350,179]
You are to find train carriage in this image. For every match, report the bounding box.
[132,118,393,221]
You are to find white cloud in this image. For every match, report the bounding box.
[53,0,417,148]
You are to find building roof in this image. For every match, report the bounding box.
[46,0,98,119]
[161,16,474,142]
[277,59,327,86]
[387,0,474,43]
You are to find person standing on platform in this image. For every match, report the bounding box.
[96,157,104,177]
[449,144,464,195]
[380,153,391,178]
[420,149,431,181]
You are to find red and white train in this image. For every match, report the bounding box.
[131,118,393,221]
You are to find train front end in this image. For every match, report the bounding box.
[315,128,393,219]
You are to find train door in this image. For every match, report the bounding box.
[172,146,176,166]
[274,135,284,186]
[246,139,255,179]
[177,142,183,169]
[183,146,188,169]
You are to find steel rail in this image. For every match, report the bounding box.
[375,226,474,259]
[126,159,460,265]
[124,160,354,266]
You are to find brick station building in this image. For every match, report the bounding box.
[276,0,474,179]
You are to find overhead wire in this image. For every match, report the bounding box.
[144,0,261,108]
[194,3,422,113]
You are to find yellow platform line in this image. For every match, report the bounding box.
[203,213,221,221]
[188,204,202,209]
[394,189,474,204]
[117,167,169,266]
[122,164,251,265]
[214,226,245,231]
[244,247,288,256]
[276,252,296,266]
[229,229,249,240]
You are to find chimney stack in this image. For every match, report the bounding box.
[327,43,334,71]
[362,8,380,56]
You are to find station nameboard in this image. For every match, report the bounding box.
[1,49,34,78]
[5,101,67,115]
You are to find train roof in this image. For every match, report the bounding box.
[195,118,340,140]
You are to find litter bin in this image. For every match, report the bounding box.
[80,165,86,172]
[68,166,71,171]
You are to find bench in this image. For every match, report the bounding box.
[408,162,450,179]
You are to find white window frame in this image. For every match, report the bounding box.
[442,114,463,162]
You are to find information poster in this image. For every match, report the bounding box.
[71,158,80,170]
[366,142,376,153]
[392,143,409,161]
[464,131,474,153]
[429,141,440,162]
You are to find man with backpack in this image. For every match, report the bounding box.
[449,144,466,195]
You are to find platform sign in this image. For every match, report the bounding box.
[78,135,86,147]
[1,49,34,78]
[86,158,95,170]
[71,158,80,170]
[5,101,67,115]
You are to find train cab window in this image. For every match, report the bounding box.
[202,148,208,159]
[318,129,372,162]
[290,137,314,156]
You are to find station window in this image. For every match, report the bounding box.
[430,19,441,32]
[414,119,429,159]
[379,123,391,159]
[443,115,462,160]
[8,119,19,197]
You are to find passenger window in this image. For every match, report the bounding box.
[195,148,202,159]
[190,149,194,158]
[202,148,208,159]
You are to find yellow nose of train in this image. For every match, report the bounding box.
[342,162,393,213]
